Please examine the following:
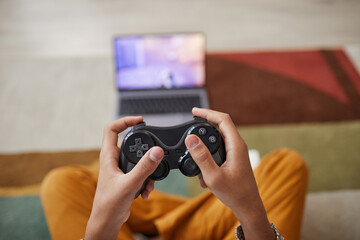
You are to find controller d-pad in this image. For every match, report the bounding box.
[124,132,155,164]
[129,138,150,158]
[136,150,143,158]
[129,145,136,153]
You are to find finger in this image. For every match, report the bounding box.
[192,107,241,151]
[141,189,150,200]
[185,135,218,176]
[100,116,143,171]
[102,116,143,152]
[198,173,208,188]
[145,179,155,193]
[141,180,155,200]
[127,147,163,186]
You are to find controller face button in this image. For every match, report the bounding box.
[188,126,220,154]
[209,135,217,144]
[198,127,207,136]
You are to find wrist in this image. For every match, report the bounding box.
[231,184,264,219]
[85,208,125,240]
[232,193,274,240]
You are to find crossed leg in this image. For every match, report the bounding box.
[40,148,308,240]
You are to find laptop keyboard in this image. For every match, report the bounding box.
[120,95,201,115]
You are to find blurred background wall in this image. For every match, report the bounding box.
[0,0,359,152]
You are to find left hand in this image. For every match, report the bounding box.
[85,116,164,240]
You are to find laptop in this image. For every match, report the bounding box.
[113,32,209,126]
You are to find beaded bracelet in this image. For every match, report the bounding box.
[235,222,285,240]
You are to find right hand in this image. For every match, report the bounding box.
[185,108,274,240]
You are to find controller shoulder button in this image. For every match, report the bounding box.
[132,122,146,130]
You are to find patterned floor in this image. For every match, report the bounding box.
[206,49,360,125]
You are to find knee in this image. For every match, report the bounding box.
[41,166,74,192]
[261,148,309,180]
[273,148,309,179]
[282,148,307,169]
[40,165,97,201]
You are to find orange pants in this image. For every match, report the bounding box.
[40,148,308,240]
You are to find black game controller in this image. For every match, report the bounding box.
[119,117,226,198]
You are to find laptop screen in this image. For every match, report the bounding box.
[114,33,205,90]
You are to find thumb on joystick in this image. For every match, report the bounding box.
[185,135,219,182]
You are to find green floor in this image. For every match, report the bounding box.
[0,196,50,240]
[240,120,360,192]
[188,120,360,196]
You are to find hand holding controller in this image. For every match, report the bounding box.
[87,109,274,240]
[119,117,226,198]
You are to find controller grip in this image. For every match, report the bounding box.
[213,137,226,166]
[135,178,149,198]
[119,152,148,199]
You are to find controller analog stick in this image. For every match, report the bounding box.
[180,157,200,177]
[150,161,169,180]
